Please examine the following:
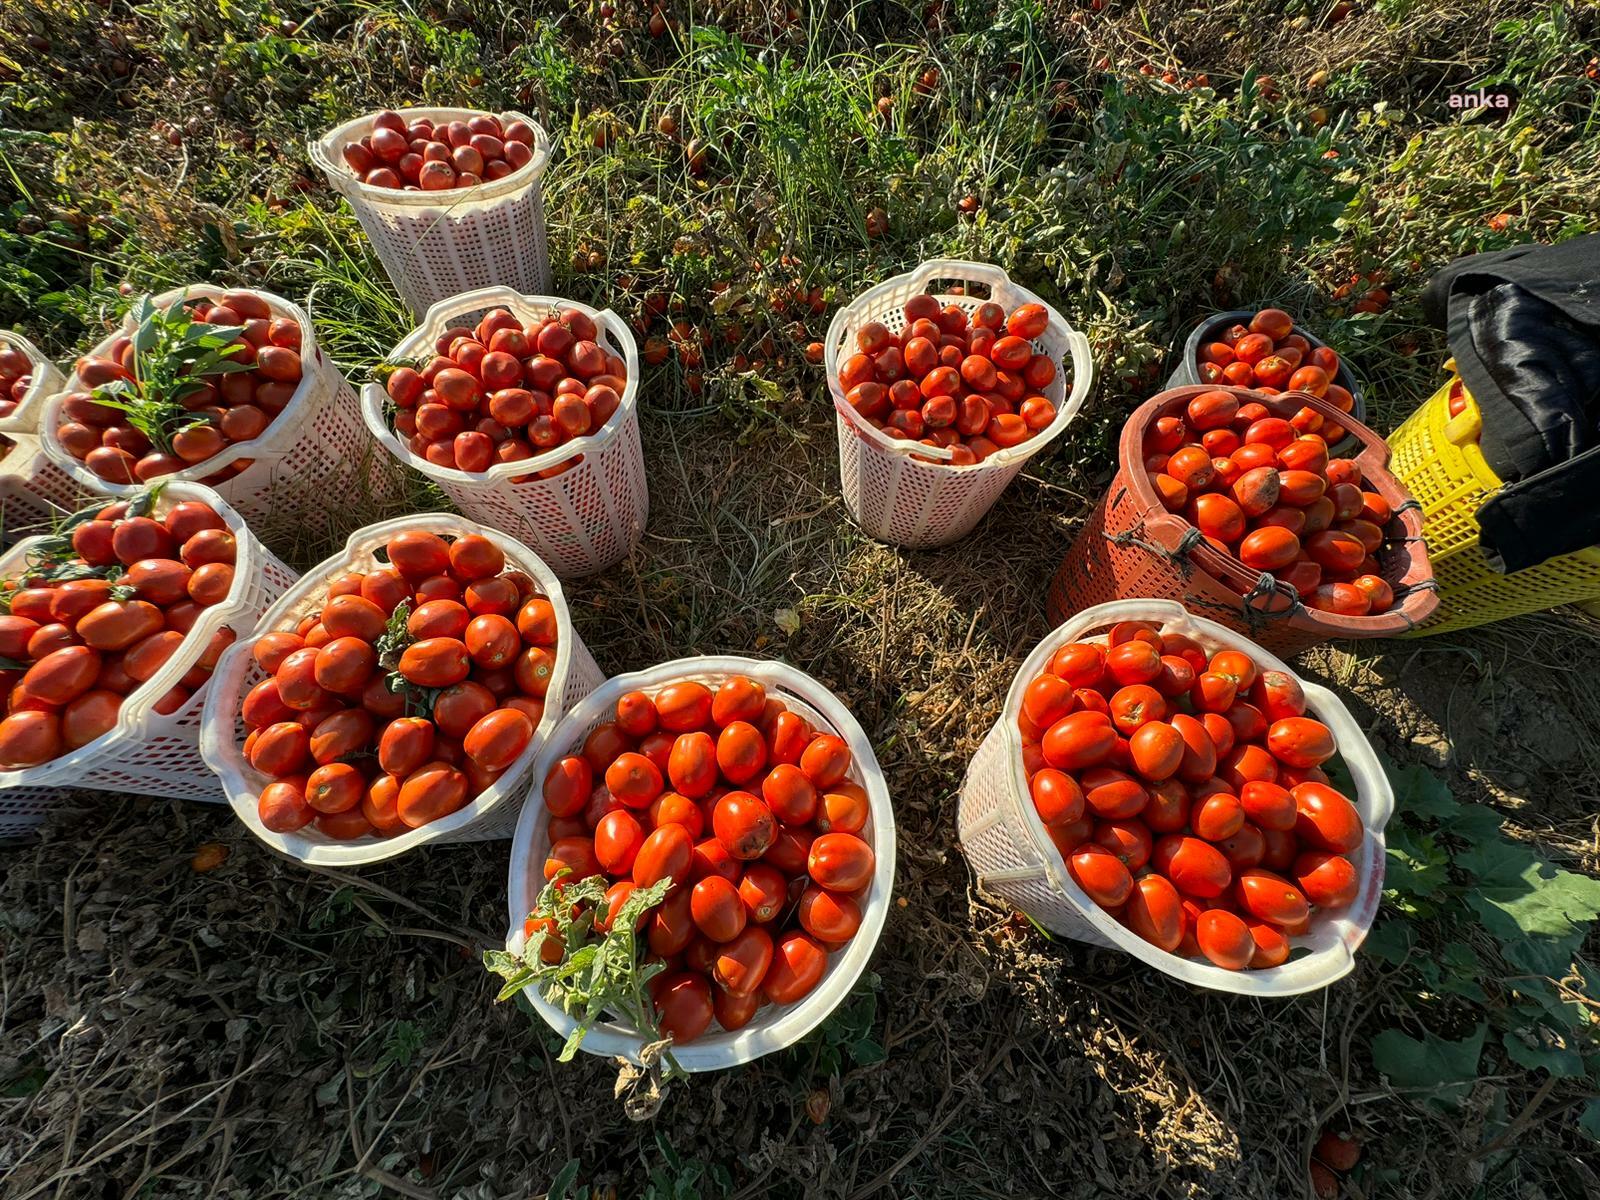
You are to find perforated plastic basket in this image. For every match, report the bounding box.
[0,482,298,837]
[0,333,84,546]
[0,433,92,548]
[0,328,67,435]
[201,514,605,865]
[505,655,897,1072]
[957,599,1391,996]
[1387,375,1600,635]
[40,286,401,536]
[825,259,1094,548]
[360,287,648,578]
[310,109,553,318]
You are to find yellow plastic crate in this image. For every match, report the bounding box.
[1387,374,1600,635]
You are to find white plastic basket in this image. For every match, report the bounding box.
[40,286,401,533]
[360,286,648,578]
[310,108,553,318]
[956,599,1392,996]
[0,433,92,548]
[0,482,298,837]
[505,655,897,1072]
[825,259,1094,548]
[0,328,67,435]
[200,513,605,866]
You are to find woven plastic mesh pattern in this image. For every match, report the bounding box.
[954,602,1391,995]
[956,722,1112,944]
[506,656,896,1070]
[439,412,648,577]
[1,436,92,545]
[347,187,551,319]
[829,265,1083,549]
[1385,382,1489,562]
[0,331,66,436]
[313,111,554,319]
[364,290,648,579]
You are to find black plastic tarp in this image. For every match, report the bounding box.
[1420,235,1600,572]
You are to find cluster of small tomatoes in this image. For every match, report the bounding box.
[0,499,241,768]
[1194,309,1355,446]
[1147,390,1398,616]
[383,306,626,478]
[341,111,537,192]
[0,340,37,418]
[57,293,304,485]
[1017,621,1367,969]
[537,676,877,1043]
[837,293,1062,466]
[239,530,558,840]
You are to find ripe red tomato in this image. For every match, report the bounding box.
[1195,909,1254,970]
[1294,850,1359,908]
[1067,844,1133,907]
[1153,835,1232,898]
[1124,874,1183,951]
[1291,782,1364,853]
[808,831,875,891]
[1235,868,1310,926]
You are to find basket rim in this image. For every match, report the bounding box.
[0,329,65,436]
[1119,384,1439,633]
[989,598,1394,996]
[311,108,551,207]
[39,285,325,495]
[199,513,580,865]
[359,288,640,486]
[0,481,265,788]
[505,654,897,1072]
[824,258,1094,472]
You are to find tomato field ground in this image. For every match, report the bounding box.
[3,0,1600,1196]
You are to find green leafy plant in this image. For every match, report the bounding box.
[484,871,676,1069]
[791,972,884,1076]
[90,294,254,455]
[1367,759,1600,1132]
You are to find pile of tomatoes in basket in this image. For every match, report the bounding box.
[0,498,241,768]
[1146,389,1397,616]
[383,306,626,478]
[538,675,877,1043]
[1193,309,1355,446]
[341,111,537,192]
[240,531,558,840]
[1017,621,1366,970]
[56,292,303,485]
[837,294,1062,466]
[0,341,38,417]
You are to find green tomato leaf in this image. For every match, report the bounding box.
[1500,1028,1584,1079]
[1385,825,1451,898]
[1465,860,1600,977]
[1386,759,1459,820]
[1370,1023,1486,1110]
[1580,1099,1600,1143]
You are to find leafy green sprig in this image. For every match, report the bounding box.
[89,295,255,455]
[485,871,678,1072]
